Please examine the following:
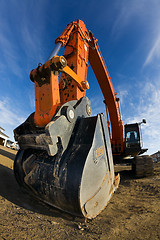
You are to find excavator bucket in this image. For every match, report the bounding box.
[14,97,119,219]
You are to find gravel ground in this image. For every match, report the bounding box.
[0,145,160,240]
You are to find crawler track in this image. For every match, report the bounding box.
[132,155,154,178]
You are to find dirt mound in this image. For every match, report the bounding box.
[0,145,160,240]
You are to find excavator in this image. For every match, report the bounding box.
[13,20,153,219]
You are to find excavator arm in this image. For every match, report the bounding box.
[88,31,124,154]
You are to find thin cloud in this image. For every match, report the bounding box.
[90,96,105,116]
[111,0,146,38]
[117,88,128,105]
[0,98,25,126]
[0,32,23,78]
[0,97,27,141]
[143,35,160,67]
[111,0,160,46]
[125,81,160,154]
[0,1,48,80]
[20,23,44,61]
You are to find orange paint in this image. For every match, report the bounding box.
[59,20,89,104]
[34,72,60,126]
[31,19,124,154]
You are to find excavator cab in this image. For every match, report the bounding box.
[124,120,147,156]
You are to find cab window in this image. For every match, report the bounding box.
[126,131,138,142]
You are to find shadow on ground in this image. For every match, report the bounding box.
[0,148,16,161]
[0,163,76,221]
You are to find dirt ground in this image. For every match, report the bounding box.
[0,145,160,240]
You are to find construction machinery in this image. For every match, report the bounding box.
[14,20,153,219]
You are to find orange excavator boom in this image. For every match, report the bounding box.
[88,31,124,153]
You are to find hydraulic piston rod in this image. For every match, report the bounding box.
[48,42,62,60]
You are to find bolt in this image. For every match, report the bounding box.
[85,81,89,89]
[86,105,91,116]
[81,81,90,90]
[68,109,75,119]
[60,56,67,67]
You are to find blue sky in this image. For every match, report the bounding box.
[0,0,160,155]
